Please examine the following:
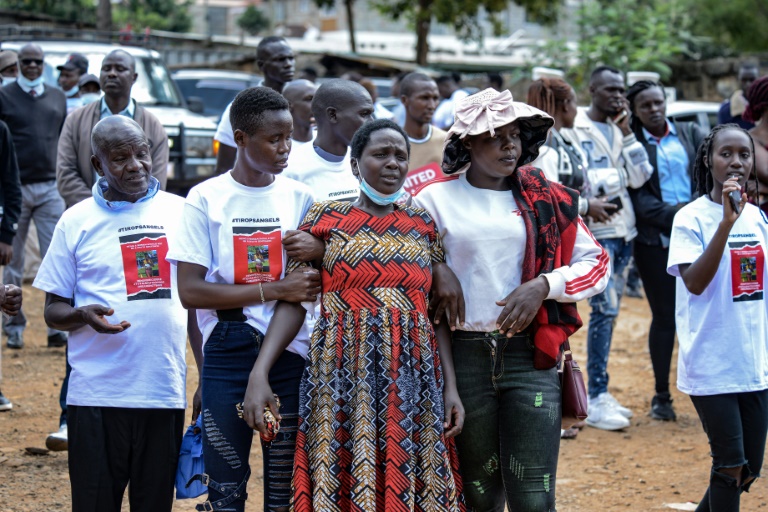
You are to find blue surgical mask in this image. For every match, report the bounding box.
[80,92,101,105]
[1,76,16,87]
[65,85,79,98]
[17,74,44,88]
[359,176,406,206]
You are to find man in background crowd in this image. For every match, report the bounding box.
[718,62,759,129]
[57,53,89,113]
[0,43,67,351]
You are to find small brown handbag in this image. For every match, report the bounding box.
[559,340,588,429]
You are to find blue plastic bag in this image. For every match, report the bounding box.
[175,415,207,499]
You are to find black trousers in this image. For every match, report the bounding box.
[690,390,768,512]
[68,405,185,512]
[634,242,677,395]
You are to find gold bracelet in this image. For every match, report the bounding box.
[258,282,266,303]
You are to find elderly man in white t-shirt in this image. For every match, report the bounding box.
[33,116,202,512]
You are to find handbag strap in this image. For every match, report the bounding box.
[562,340,573,362]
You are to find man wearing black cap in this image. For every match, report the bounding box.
[57,53,89,113]
[0,50,18,87]
[77,74,101,106]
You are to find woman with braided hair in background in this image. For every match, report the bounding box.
[625,80,706,422]
[743,76,768,214]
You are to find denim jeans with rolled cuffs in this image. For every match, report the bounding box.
[452,330,561,512]
[690,390,768,512]
[198,315,305,512]
[587,237,632,398]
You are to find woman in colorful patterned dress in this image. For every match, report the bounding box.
[242,119,465,511]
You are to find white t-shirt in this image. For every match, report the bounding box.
[414,173,610,332]
[283,143,359,202]
[668,197,768,396]
[33,191,189,409]
[166,172,315,357]
[214,102,236,147]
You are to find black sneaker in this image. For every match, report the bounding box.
[650,392,676,421]
[47,332,67,348]
[5,331,22,349]
[0,390,12,411]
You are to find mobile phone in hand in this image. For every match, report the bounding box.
[608,195,624,212]
[729,190,741,214]
[613,110,628,124]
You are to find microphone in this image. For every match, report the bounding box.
[728,174,742,214]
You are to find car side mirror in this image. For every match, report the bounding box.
[187,96,205,114]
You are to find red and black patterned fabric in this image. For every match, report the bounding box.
[290,201,464,512]
[510,166,584,369]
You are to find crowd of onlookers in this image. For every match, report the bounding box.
[0,34,767,512]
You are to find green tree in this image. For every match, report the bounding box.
[113,0,192,32]
[373,0,560,65]
[530,0,690,88]
[0,0,97,25]
[237,5,270,36]
[686,0,768,53]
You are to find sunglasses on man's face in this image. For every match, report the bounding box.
[20,59,43,66]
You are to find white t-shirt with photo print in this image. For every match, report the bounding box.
[166,172,315,357]
[668,197,768,396]
[33,191,189,409]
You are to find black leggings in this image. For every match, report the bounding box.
[690,390,768,512]
[634,243,676,395]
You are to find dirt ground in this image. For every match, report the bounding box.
[1,285,766,511]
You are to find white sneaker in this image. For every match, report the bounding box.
[45,424,68,452]
[586,393,631,430]
[603,392,633,418]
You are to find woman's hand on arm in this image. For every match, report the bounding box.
[679,179,744,295]
[176,261,321,309]
[431,262,465,330]
[495,276,549,336]
[44,293,130,333]
[434,320,464,438]
[283,230,325,265]
[242,301,307,433]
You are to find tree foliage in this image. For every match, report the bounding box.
[374,0,560,65]
[237,6,270,35]
[530,0,690,88]
[685,0,768,53]
[113,0,192,32]
[0,0,96,24]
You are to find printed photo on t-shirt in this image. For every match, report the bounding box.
[233,226,282,284]
[119,233,172,300]
[729,240,765,302]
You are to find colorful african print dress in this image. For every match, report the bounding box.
[290,201,464,512]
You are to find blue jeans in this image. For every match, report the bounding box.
[690,390,768,512]
[587,238,632,399]
[452,331,560,512]
[3,181,65,337]
[201,322,305,511]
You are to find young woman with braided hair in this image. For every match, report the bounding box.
[668,123,768,512]
[743,76,768,214]
[624,79,706,421]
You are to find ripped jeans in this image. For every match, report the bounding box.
[690,390,768,512]
[451,331,560,512]
[201,322,305,511]
[587,237,632,398]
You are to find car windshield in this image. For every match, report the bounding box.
[175,79,247,118]
[40,51,182,107]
